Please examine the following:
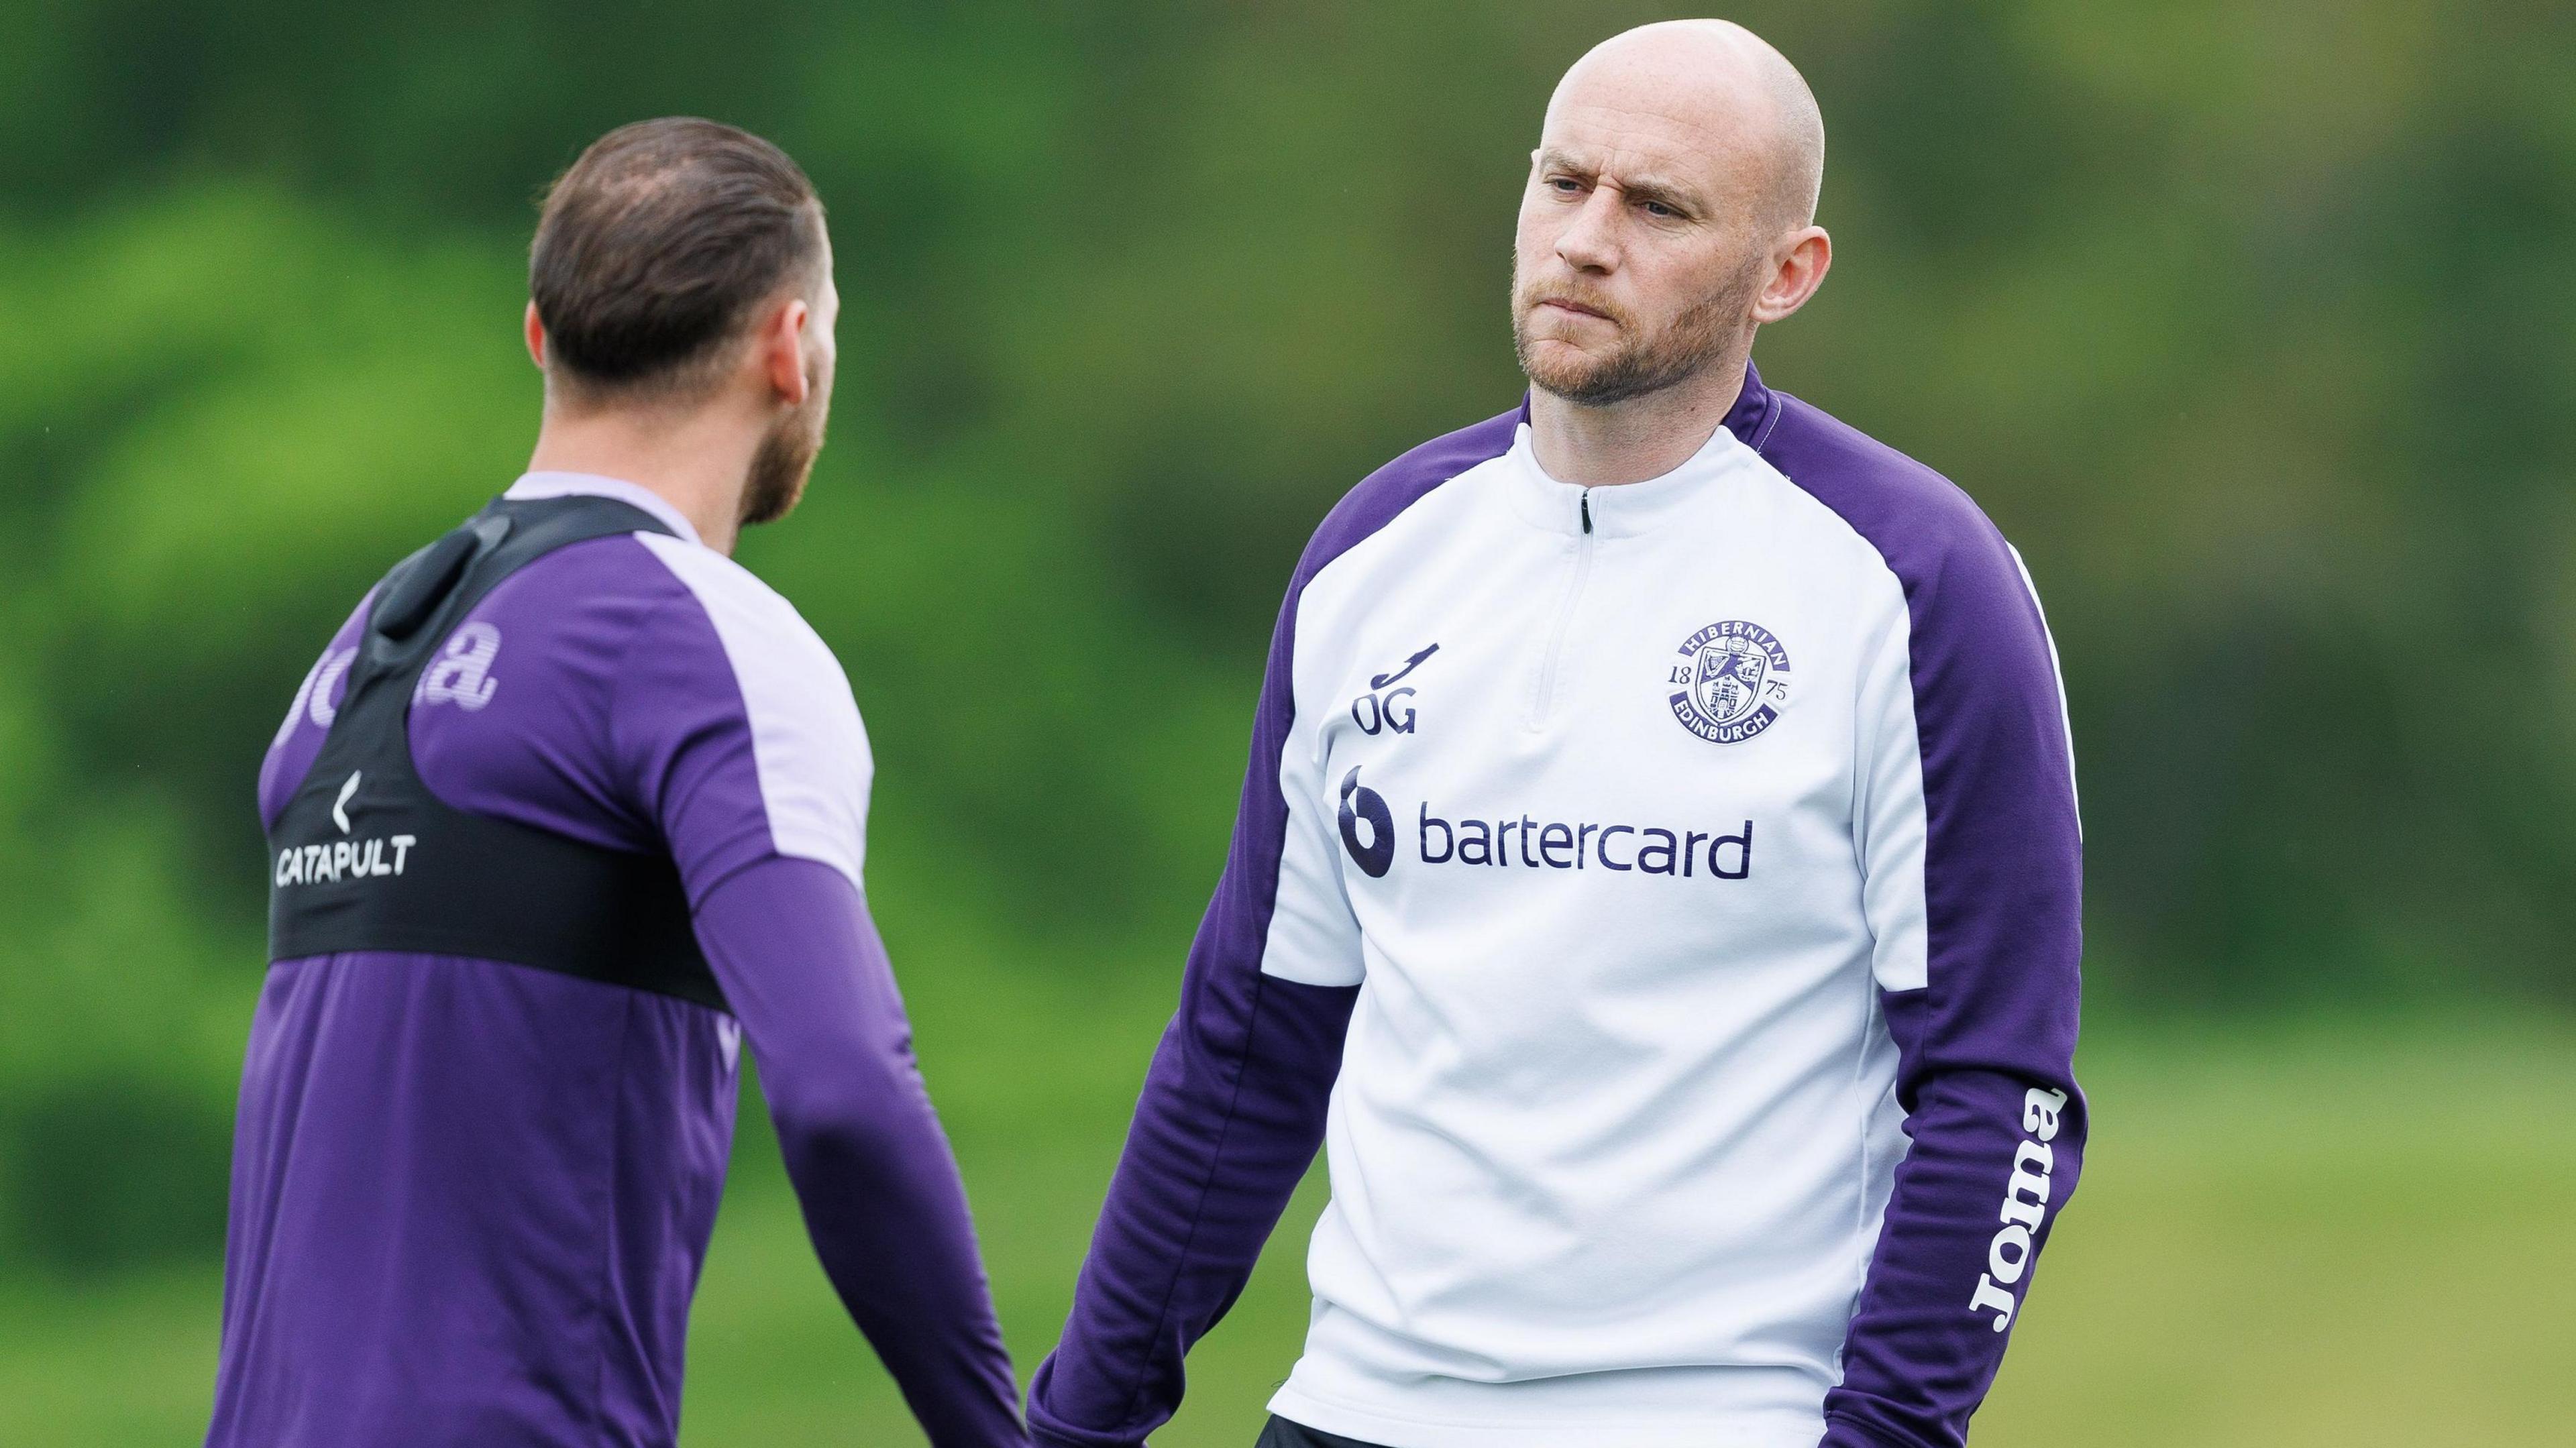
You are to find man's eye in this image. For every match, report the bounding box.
[1642,200,1678,218]
[1550,178,1583,194]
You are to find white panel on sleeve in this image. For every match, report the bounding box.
[1261,795,1368,987]
[637,533,873,891]
[1854,603,1929,994]
[1259,601,1368,988]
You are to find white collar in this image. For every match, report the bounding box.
[1503,419,1751,539]
[504,472,704,548]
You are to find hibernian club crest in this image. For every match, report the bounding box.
[1668,620,1791,745]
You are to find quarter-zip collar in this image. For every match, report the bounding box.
[1505,364,1777,539]
[504,471,705,549]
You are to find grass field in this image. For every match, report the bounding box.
[6,997,2569,1447]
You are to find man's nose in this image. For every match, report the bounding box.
[1555,186,1623,274]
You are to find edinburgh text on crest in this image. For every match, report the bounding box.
[1668,620,1791,745]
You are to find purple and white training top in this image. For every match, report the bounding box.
[1030,366,2086,1448]
[211,473,1026,1448]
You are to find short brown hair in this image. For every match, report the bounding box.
[530,117,825,400]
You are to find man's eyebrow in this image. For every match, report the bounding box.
[1617,175,1701,213]
[1534,149,1703,213]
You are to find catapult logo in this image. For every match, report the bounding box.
[274,770,417,888]
[1336,767,1396,877]
[1667,620,1790,746]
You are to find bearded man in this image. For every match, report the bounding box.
[209,119,1026,1448]
[1030,21,2084,1448]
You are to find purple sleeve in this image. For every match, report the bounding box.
[1027,410,1521,1448]
[1022,593,1361,1448]
[431,538,1023,1441]
[1762,394,2086,1448]
[696,856,1026,1448]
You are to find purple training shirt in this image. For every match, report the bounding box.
[211,474,1027,1448]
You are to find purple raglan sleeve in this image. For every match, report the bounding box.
[610,552,1025,1448]
[1027,412,1521,1448]
[1022,561,1360,1448]
[1764,398,2086,1448]
[694,857,1024,1447]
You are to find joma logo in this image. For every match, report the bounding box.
[1968,1087,2069,1333]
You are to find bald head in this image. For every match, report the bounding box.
[1545,19,1825,231]
[1511,19,1833,425]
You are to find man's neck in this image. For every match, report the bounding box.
[1527,351,1751,488]
[525,402,755,555]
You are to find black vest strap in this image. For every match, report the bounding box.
[265,495,726,1011]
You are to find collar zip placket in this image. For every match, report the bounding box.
[1511,403,1758,731]
[1527,486,1596,730]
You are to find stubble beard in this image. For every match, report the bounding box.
[740,361,831,528]
[1511,255,1764,409]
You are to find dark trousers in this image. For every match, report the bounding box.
[1255,1416,1393,1448]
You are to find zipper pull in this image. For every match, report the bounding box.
[1580,490,1593,535]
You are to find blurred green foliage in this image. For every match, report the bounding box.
[0,0,2569,1365]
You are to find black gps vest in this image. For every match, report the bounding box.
[265,495,726,1011]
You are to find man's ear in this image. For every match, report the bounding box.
[760,298,813,407]
[524,301,547,369]
[1752,227,1831,326]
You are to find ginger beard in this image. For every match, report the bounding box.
[741,345,832,527]
[1511,249,1767,408]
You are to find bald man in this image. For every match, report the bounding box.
[1030,21,2084,1448]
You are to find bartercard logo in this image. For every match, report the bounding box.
[1336,775,1756,883]
[1666,620,1790,746]
[1417,803,1750,879]
[1336,767,1395,878]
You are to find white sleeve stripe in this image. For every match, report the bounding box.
[2006,544,2081,840]
[637,533,873,891]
